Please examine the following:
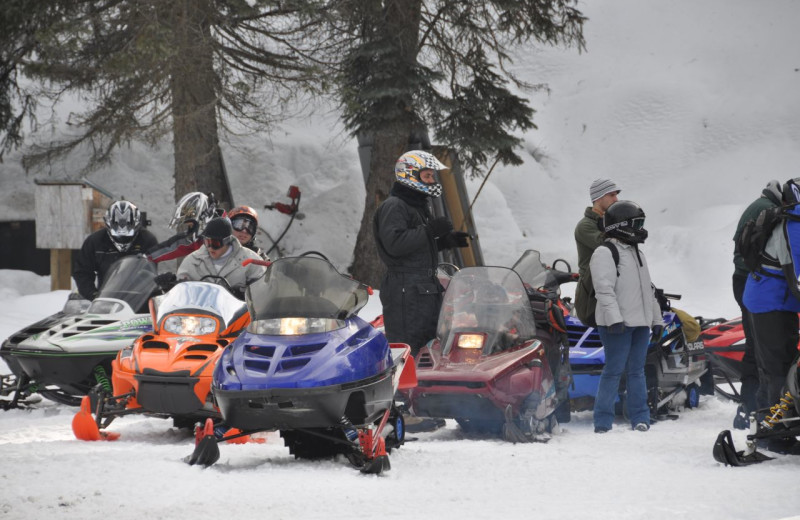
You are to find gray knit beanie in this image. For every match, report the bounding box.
[590,178,621,202]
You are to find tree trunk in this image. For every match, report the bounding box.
[349,0,422,287]
[169,0,233,207]
[350,125,412,287]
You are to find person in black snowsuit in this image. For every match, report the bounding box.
[373,150,469,356]
[73,200,158,300]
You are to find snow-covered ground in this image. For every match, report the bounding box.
[2,0,800,518]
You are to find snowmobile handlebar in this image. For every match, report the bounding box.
[242,259,272,268]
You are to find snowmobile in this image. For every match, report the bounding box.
[701,316,800,403]
[713,352,800,466]
[0,256,158,409]
[188,256,417,474]
[566,289,715,419]
[408,264,566,443]
[72,278,251,441]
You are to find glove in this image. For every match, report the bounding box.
[154,272,178,291]
[90,290,100,301]
[608,322,625,334]
[436,231,470,250]
[651,325,664,342]
[427,217,453,239]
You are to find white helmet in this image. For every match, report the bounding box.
[104,201,142,252]
[394,150,447,197]
[169,192,216,239]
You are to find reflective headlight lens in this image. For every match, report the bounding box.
[163,315,217,335]
[457,333,485,349]
[247,318,344,336]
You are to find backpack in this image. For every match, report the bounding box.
[736,206,785,275]
[574,241,619,328]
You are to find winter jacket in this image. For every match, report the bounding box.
[590,238,663,328]
[374,183,443,352]
[73,228,159,300]
[575,207,605,278]
[743,203,800,313]
[176,239,266,298]
[733,190,780,277]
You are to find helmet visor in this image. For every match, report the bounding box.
[631,217,645,230]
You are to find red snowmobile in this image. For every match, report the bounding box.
[701,316,800,402]
[408,265,567,443]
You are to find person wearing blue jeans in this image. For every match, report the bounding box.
[590,201,664,433]
[595,326,652,430]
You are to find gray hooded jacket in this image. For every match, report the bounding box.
[590,238,663,328]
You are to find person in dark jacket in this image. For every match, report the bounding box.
[730,180,782,427]
[73,200,158,300]
[574,178,620,314]
[743,178,800,453]
[374,150,469,355]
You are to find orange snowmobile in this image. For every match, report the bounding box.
[72,279,250,441]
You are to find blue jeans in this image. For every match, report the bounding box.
[594,325,651,430]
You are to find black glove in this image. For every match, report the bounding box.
[427,217,453,239]
[651,325,664,342]
[90,290,100,301]
[437,231,470,250]
[154,272,178,291]
[608,322,625,334]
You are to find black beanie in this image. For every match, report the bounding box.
[202,217,232,240]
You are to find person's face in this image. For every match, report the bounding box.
[419,169,436,185]
[232,227,252,245]
[595,191,619,213]
[204,237,230,259]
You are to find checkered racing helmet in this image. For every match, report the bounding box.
[394,150,447,198]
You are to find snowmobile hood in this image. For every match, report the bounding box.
[699,317,746,349]
[3,305,152,354]
[214,315,392,392]
[117,333,227,379]
[417,339,546,383]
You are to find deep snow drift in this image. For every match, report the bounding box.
[2,0,800,518]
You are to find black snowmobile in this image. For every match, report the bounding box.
[713,352,800,466]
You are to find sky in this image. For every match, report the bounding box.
[2,0,800,519]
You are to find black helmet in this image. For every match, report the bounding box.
[782,178,800,206]
[104,200,142,252]
[602,200,648,244]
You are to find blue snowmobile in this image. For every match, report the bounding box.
[511,250,714,419]
[188,256,416,474]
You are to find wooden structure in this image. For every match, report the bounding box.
[430,146,484,268]
[34,179,114,290]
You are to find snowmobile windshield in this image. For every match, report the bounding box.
[437,266,537,356]
[152,281,247,333]
[247,257,369,322]
[512,250,560,293]
[90,256,159,314]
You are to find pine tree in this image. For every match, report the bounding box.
[12,0,329,206]
[332,0,587,285]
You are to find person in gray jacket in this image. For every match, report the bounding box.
[176,217,266,299]
[590,200,663,433]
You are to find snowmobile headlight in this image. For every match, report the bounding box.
[247,318,344,336]
[456,333,485,349]
[163,315,217,336]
